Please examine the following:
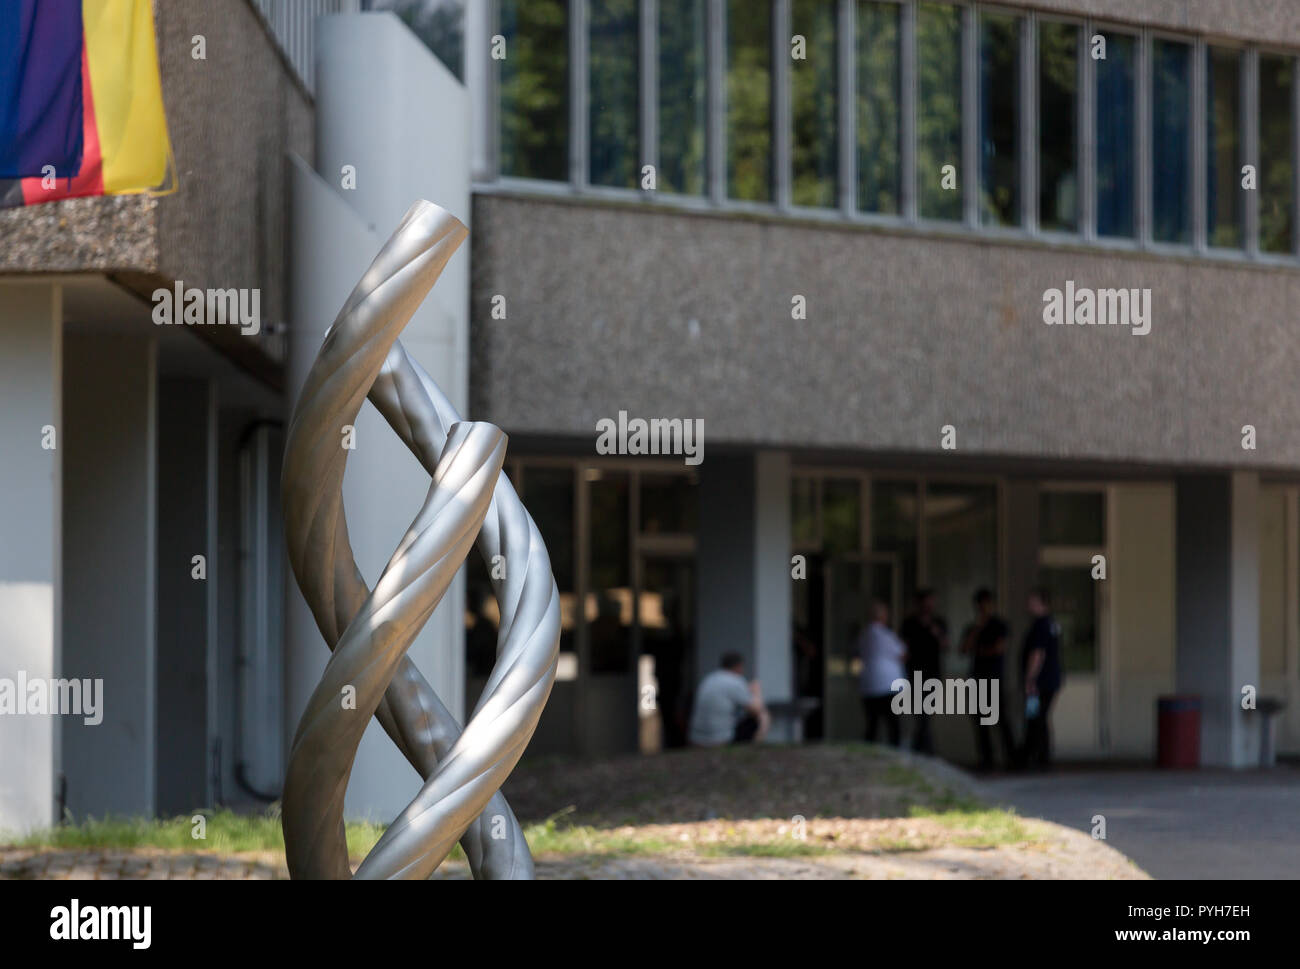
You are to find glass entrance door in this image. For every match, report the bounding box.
[1037,561,1103,754]
[823,553,899,741]
[638,552,695,752]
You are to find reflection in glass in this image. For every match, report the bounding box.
[917,3,963,221]
[1095,31,1136,238]
[1039,491,1104,547]
[1260,54,1295,254]
[1206,47,1244,249]
[822,478,861,555]
[1039,21,1078,232]
[1039,566,1097,673]
[366,0,464,79]
[1152,39,1192,244]
[792,475,819,547]
[659,0,708,195]
[520,466,576,654]
[640,471,698,534]
[589,471,632,673]
[499,0,569,181]
[727,0,773,201]
[925,483,997,653]
[871,479,918,615]
[856,0,901,214]
[792,0,838,208]
[979,12,1020,227]
[589,0,640,188]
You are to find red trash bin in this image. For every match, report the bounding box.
[1157,695,1201,768]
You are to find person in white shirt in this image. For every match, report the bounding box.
[688,653,770,746]
[857,600,908,746]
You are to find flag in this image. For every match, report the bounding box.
[0,0,176,208]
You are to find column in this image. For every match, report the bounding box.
[1176,472,1261,767]
[62,332,157,817]
[155,378,218,815]
[0,282,61,833]
[697,450,793,710]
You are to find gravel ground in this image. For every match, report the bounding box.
[2,745,1148,880]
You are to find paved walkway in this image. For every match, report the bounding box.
[982,765,1300,879]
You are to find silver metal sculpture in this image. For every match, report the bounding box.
[280,200,561,880]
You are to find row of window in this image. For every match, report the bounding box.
[494,0,1300,256]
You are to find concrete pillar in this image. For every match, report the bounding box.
[155,379,217,815]
[62,333,157,817]
[697,451,793,708]
[1176,472,1261,767]
[0,283,61,833]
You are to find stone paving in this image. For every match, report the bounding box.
[982,765,1300,880]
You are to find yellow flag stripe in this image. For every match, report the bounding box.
[82,0,173,195]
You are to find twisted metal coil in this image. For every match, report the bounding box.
[280,200,561,880]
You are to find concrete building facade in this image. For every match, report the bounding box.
[2,0,1299,833]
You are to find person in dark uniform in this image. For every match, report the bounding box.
[960,588,1017,771]
[899,588,948,755]
[1021,587,1063,770]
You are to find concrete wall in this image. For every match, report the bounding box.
[62,333,158,818]
[470,197,1300,472]
[0,283,61,833]
[151,0,315,368]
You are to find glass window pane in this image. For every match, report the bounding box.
[925,483,998,658]
[792,475,819,546]
[791,0,839,208]
[1039,566,1097,673]
[822,478,861,555]
[856,0,901,214]
[589,0,640,188]
[367,0,464,79]
[1260,54,1295,254]
[872,479,918,611]
[1207,46,1244,249]
[728,0,773,201]
[520,467,576,656]
[589,470,631,673]
[917,3,963,221]
[1152,38,1192,244]
[639,471,698,534]
[1039,21,1078,232]
[499,0,569,181]
[979,12,1020,227]
[659,0,709,195]
[1039,491,1104,546]
[1095,30,1136,238]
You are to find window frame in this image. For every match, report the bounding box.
[474,0,1300,270]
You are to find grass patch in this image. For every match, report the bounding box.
[522,818,677,858]
[906,805,1035,848]
[8,808,387,860]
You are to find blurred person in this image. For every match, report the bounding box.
[960,588,1016,771]
[1021,587,1063,770]
[858,600,907,746]
[688,652,770,746]
[900,587,948,754]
